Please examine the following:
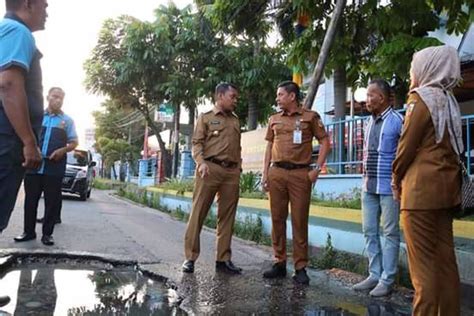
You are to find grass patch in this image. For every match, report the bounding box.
[93,178,127,190]
[240,191,268,200]
[310,234,366,275]
[312,188,362,210]
[309,233,413,289]
[157,178,195,195]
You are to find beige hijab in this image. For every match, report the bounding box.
[410,45,463,154]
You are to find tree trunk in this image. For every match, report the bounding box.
[111,161,117,180]
[247,93,259,130]
[304,0,347,109]
[144,114,172,179]
[393,79,408,109]
[247,39,261,130]
[119,159,126,182]
[185,105,196,150]
[172,103,181,178]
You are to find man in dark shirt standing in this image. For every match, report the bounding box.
[14,87,78,246]
[0,0,48,306]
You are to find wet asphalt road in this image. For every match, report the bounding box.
[0,188,423,315]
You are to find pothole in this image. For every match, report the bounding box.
[0,256,185,315]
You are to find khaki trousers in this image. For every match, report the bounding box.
[268,166,312,270]
[184,162,240,262]
[401,209,460,316]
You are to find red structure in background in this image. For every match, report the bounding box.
[155,151,165,185]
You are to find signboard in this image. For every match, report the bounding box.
[155,103,174,123]
[241,129,267,173]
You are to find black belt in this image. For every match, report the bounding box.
[272,162,309,170]
[205,158,238,169]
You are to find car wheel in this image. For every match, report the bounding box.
[80,192,87,201]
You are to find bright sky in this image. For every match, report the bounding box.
[1,0,192,145]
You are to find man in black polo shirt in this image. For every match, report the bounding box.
[0,0,48,307]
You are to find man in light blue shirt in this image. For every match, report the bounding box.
[353,79,403,297]
[0,0,48,307]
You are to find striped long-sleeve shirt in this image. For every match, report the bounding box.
[363,107,403,195]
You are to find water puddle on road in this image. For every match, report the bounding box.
[0,259,183,315]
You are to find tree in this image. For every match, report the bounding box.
[199,0,474,115]
[85,14,177,177]
[92,99,144,178]
[197,0,291,130]
[96,136,137,181]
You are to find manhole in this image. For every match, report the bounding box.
[0,257,184,315]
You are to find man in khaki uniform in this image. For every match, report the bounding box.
[182,83,242,274]
[262,81,330,284]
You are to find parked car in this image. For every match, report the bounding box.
[62,149,96,201]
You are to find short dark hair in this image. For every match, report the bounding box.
[277,80,301,102]
[369,79,391,101]
[6,0,26,11]
[215,82,238,96]
[48,87,65,95]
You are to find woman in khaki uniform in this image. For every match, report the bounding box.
[392,45,462,316]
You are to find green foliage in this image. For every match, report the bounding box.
[86,1,290,140]
[118,185,271,245]
[310,233,367,275]
[312,187,362,210]
[234,216,271,245]
[196,1,291,129]
[240,171,261,194]
[240,191,268,200]
[93,178,127,190]
[95,136,136,180]
[158,178,195,194]
[92,99,143,177]
[204,0,474,100]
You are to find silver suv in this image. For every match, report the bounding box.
[62,149,96,201]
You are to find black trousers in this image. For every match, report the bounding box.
[24,174,62,236]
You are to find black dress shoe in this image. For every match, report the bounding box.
[41,235,54,246]
[292,268,310,285]
[182,260,194,273]
[36,217,43,223]
[215,260,242,274]
[55,219,62,224]
[14,233,36,242]
[263,261,287,278]
[0,295,10,307]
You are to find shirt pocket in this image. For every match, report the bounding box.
[272,122,289,136]
[300,120,313,141]
[208,123,225,139]
[380,130,398,154]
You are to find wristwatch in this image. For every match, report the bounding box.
[310,163,321,173]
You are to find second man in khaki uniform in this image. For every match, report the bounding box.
[182,83,242,274]
[262,81,330,284]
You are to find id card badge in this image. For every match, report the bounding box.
[293,130,302,144]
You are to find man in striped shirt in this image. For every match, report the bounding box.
[353,79,403,297]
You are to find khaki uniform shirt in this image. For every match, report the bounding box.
[192,107,241,166]
[392,93,461,210]
[265,107,327,165]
